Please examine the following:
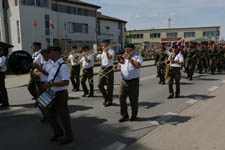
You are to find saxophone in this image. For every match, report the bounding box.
[164,53,175,80]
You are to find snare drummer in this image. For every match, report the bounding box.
[43,46,73,145]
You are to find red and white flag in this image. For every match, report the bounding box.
[32,18,37,27]
[177,38,185,48]
[50,21,55,30]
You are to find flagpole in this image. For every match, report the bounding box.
[32,22,34,42]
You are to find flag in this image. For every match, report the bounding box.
[177,38,185,55]
[50,21,55,30]
[32,18,37,27]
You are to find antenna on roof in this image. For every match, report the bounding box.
[168,18,171,28]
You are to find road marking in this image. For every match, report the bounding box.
[186,99,198,104]
[150,121,160,126]
[208,86,219,92]
[102,141,126,150]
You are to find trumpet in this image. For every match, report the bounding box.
[116,50,136,64]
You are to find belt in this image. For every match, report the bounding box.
[170,67,181,69]
[123,78,139,82]
[55,90,67,94]
[83,67,93,70]
[101,66,113,70]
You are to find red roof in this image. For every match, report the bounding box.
[97,13,127,23]
[0,41,14,48]
[60,0,101,9]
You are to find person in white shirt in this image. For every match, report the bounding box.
[80,46,95,97]
[167,45,184,99]
[96,40,115,107]
[67,46,81,92]
[116,44,143,122]
[0,47,9,108]
[43,46,73,145]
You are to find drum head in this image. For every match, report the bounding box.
[8,50,33,74]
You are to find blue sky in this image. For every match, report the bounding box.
[85,0,225,39]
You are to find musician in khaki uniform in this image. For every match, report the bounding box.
[68,46,81,92]
[96,40,115,107]
[80,46,95,97]
[167,45,184,99]
[43,46,73,145]
[0,47,9,108]
[116,44,143,122]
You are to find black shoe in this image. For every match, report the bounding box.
[162,82,165,85]
[88,94,94,97]
[189,78,192,81]
[82,93,88,97]
[72,89,76,92]
[32,97,37,100]
[130,117,137,122]
[75,89,80,92]
[0,104,9,108]
[59,136,74,145]
[175,95,180,98]
[50,134,64,142]
[119,116,129,122]
[168,95,174,99]
[104,102,112,107]
[158,81,162,84]
[40,118,46,123]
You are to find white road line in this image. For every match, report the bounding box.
[186,99,198,104]
[208,86,219,92]
[150,121,160,126]
[102,141,127,150]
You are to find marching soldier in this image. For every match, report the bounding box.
[155,47,168,84]
[196,44,205,74]
[208,44,218,75]
[43,46,73,145]
[116,44,143,122]
[28,42,44,100]
[168,45,184,99]
[217,44,224,73]
[0,47,9,108]
[68,46,81,92]
[96,40,115,107]
[184,42,197,80]
[80,46,95,97]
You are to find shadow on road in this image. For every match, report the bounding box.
[139,102,160,109]
[69,105,93,114]
[178,94,216,101]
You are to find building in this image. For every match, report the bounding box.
[126,26,220,48]
[0,0,9,43]
[97,12,127,52]
[0,0,126,54]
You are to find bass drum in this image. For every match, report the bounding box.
[8,50,33,74]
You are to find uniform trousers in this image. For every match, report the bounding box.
[81,67,94,95]
[168,67,181,96]
[119,78,139,118]
[98,66,114,103]
[45,90,72,137]
[0,72,9,105]
[70,65,80,90]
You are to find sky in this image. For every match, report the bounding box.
[85,0,225,40]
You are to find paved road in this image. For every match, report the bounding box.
[1,64,225,150]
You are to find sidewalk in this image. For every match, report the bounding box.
[127,83,225,150]
[6,60,154,89]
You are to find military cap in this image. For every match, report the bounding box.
[47,46,61,53]
[41,49,48,55]
[82,46,90,51]
[32,42,41,46]
[102,39,110,43]
[125,43,135,49]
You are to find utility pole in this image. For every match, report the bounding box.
[168,18,171,28]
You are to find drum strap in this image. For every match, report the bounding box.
[51,62,66,83]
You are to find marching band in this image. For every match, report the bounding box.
[1,40,225,146]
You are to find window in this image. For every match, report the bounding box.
[27,0,35,6]
[129,34,143,39]
[150,33,161,38]
[15,0,18,6]
[67,22,88,34]
[21,0,48,8]
[203,31,215,37]
[36,0,41,6]
[184,32,195,38]
[22,0,27,5]
[166,32,178,38]
[67,6,72,14]
[16,20,21,43]
[45,14,50,36]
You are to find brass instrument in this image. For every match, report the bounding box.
[116,50,136,64]
[164,53,175,80]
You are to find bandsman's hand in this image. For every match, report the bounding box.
[115,64,121,71]
[43,82,52,90]
[31,63,39,69]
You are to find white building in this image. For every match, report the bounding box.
[0,0,127,54]
[97,12,127,52]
